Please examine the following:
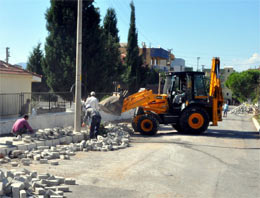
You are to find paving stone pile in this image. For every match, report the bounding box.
[13,126,75,143]
[230,103,257,115]
[0,123,132,166]
[0,168,75,198]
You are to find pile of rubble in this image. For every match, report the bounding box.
[0,123,132,166]
[0,168,75,198]
[13,126,75,142]
[230,103,258,115]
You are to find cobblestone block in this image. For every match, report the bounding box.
[11,182,25,198]
[19,189,27,198]
[64,178,76,185]
[35,187,45,195]
[36,141,45,147]
[33,154,41,161]
[27,143,37,150]
[37,146,49,150]
[50,161,59,166]
[0,182,3,196]
[64,136,72,144]
[38,174,49,180]
[56,185,69,192]
[40,159,48,164]
[11,162,18,167]
[5,141,13,145]
[57,137,65,144]
[45,140,53,147]
[17,144,28,151]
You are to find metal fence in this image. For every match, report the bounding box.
[0,92,73,118]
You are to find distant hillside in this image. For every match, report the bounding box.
[16,62,27,69]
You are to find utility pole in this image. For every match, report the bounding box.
[6,47,10,63]
[197,57,200,71]
[74,0,82,133]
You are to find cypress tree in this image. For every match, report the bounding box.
[103,8,122,91]
[27,43,49,92]
[126,1,142,93]
[103,8,119,42]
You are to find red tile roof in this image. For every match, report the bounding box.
[0,60,42,78]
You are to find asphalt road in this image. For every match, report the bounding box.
[4,113,260,198]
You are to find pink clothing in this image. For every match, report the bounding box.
[12,118,33,133]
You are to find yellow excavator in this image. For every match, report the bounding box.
[100,57,223,135]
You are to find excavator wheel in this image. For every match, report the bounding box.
[179,106,209,134]
[137,114,158,136]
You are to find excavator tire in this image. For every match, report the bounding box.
[179,106,209,134]
[137,114,158,136]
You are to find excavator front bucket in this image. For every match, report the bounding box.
[99,91,127,116]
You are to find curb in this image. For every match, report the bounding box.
[252,117,260,133]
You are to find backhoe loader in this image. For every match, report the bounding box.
[99,57,223,135]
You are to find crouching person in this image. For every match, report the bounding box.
[82,104,101,139]
[12,114,34,136]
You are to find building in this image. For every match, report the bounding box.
[120,43,175,72]
[170,58,185,71]
[203,66,235,104]
[0,60,41,118]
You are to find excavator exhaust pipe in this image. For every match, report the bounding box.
[99,90,128,116]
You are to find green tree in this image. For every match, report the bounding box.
[27,43,49,92]
[103,8,123,91]
[226,70,260,102]
[43,0,107,95]
[103,8,119,42]
[125,1,143,93]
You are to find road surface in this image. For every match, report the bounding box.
[4,113,260,198]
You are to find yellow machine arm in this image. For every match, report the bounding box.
[209,57,224,126]
[121,89,168,114]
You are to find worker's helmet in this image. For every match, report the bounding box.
[90,91,95,96]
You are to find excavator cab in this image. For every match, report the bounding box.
[164,72,208,113]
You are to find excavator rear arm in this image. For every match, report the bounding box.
[209,57,224,126]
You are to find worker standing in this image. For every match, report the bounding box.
[85,91,99,111]
[82,104,102,139]
[223,102,229,117]
[11,115,34,136]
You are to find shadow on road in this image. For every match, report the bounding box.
[204,129,259,140]
[132,128,259,140]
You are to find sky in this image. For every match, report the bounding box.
[0,0,259,71]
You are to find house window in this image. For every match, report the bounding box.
[228,69,230,72]
[226,93,229,96]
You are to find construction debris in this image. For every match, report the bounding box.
[99,95,123,116]
[230,103,258,115]
[0,123,132,167]
[0,169,75,197]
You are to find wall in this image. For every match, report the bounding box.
[0,109,135,135]
[0,74,32,93]
[0,74,33,117]
[221,67,234,103]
